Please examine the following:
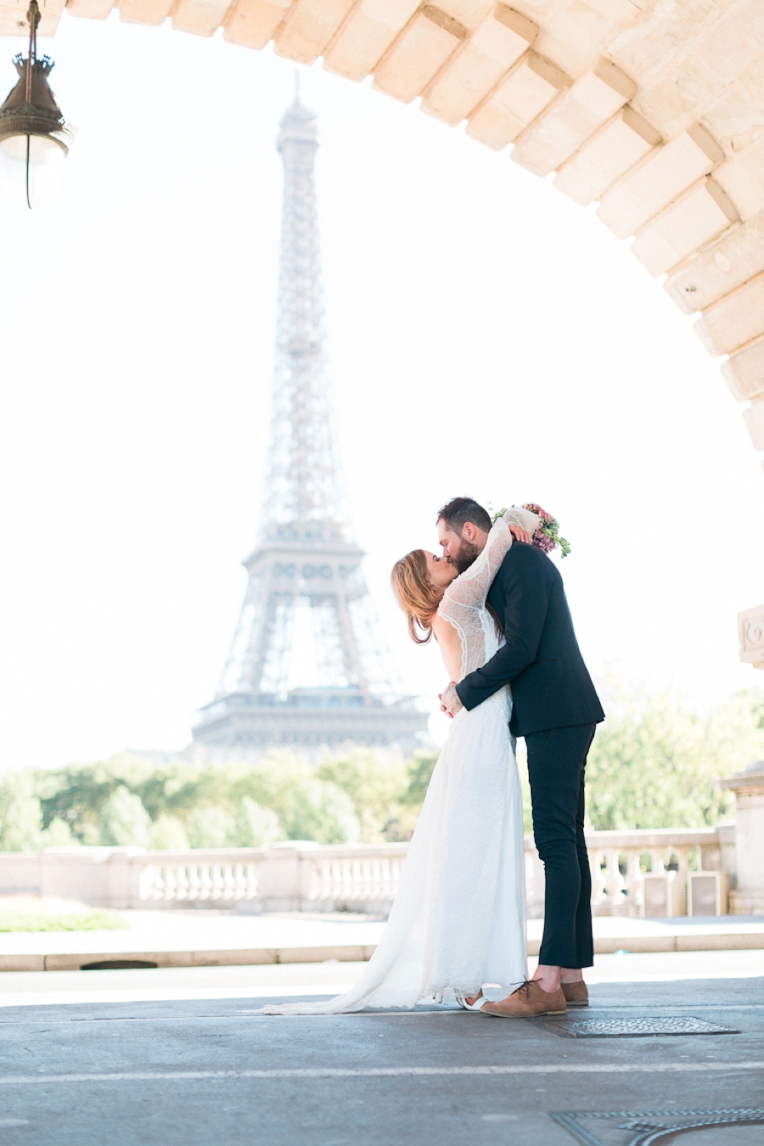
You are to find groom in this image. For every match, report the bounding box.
[437,496,604,1018]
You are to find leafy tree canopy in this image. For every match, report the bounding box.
[0,682,762,850]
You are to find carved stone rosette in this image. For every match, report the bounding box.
[738,603,764,670]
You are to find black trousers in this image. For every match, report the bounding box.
[524,723,597,969]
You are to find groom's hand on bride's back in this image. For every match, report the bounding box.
[439,681,463,718]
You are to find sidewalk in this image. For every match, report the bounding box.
[1,910,763,972]
[0,972,762,1146]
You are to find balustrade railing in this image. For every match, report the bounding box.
[0,825,737,915]
[138,851,262,905]
[584,827,736,918]
[299,844,409,912]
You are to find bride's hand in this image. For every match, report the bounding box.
[508,522,531,544]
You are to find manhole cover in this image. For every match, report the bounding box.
[553,1108,764,1145]
[537,1017,739,1039]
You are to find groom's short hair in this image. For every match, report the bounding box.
[437,497,492,534]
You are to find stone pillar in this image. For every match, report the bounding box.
[720,764,764,915]
[738,604,764,669]
[256,842,320,912]
[40,847,147,909]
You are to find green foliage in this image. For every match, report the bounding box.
[186,805,234,848]
[1,682,761,853]
[99,786,152,847]
[401,751,439,809]
[147,814,189,850]
[233,798,282,848]
[0,773,43,852]
[584,685,764,831]
[278,778,361,844]
[0,910,127,932]
[316,751,408,842]
[41,818,79,847]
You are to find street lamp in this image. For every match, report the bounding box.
[0,0,73,209]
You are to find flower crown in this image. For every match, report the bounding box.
[492,503,570,558]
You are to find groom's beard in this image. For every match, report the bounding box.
[451,538,482,575]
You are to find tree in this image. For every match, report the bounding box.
[0,774,43,851]
[316,752,408,842]
[15,679,762,853]
[99,786,151,847]
[233,798,282,848]
[186,806,234,848]
[41,818,79,847]
[278,779,361,845]
[147,815,190,850]
[584,685,764,831]
[401,751,439,810]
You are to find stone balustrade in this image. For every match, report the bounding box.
[584,826,736,919]
[137,851,262,906]
[0,823,746,917]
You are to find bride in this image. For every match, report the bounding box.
[263,506,539,1015]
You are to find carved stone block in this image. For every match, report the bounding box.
[324,0,420,82]
[664,209,764,315]
[694,273,764,357]
[422,5,537,126]
[373,5,467,104]
[742,396,764,452]
[597,124,724,239]
[738,603,764,668]
[223,0,290,48]
[274,0,357,65]
[553,106,660,207]
[511,58,636,177]
[466,50,569,151]
[722,337,764,403]
[631,178,739,277]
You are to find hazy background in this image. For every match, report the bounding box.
[1,11,763,771]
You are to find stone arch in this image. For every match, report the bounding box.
[5,0,764,663]
[7,0,763,465]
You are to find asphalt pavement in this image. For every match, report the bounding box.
[0,971,762,1145]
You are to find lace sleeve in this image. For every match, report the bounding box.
[437,509,543,672]
[442,516,514,615]
[502,506,540,537]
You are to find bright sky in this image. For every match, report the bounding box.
[1,12,763,772]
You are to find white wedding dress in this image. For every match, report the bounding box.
[263,513,530,1014]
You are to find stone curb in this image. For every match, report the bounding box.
[1,930,764,972]
[0,945,379,972]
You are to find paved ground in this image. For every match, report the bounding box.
[0,955,762,1145]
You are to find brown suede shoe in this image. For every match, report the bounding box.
[481,980,566,1018]
[561,980,589,1007]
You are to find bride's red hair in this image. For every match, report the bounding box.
[391,550,443,645]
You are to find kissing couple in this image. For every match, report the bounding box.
[264,496,604,1018]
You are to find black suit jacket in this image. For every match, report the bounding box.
[455,542,604,738]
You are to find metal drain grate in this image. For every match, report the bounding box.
[537,1016,739,1038]
[553,1107,764,1146]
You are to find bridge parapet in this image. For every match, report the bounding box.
[0,825,749,918]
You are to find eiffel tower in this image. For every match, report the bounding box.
[192,92,427,754]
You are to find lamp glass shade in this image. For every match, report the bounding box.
[0,133,64,208]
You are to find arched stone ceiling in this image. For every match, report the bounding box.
[4,0,764,470]
[4,0,764,667]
